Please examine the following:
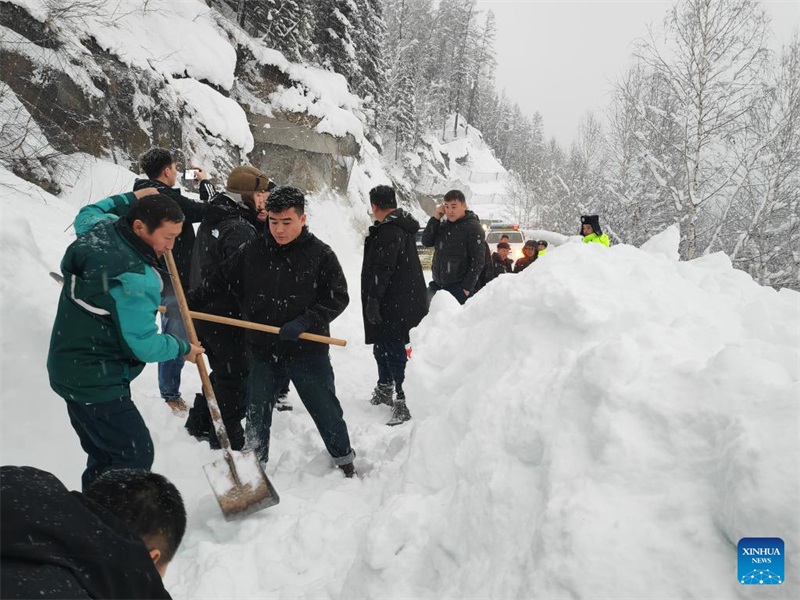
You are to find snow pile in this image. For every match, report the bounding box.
[0,166,86,470]
[82,0,238,90]
[170,79,254,152]
[345,234,799,598]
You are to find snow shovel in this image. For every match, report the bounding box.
[164,250,279,520]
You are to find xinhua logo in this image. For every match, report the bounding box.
[738,538,784,585]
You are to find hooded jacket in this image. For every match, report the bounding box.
[47,193,189,404]
[421,210,486,291]
[189,192,261,318]
[361,208,428,344]
[186,227,349,359]
[132,178,214,290]
[0,466,171,599]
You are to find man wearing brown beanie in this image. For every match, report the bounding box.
[184,165,271,450]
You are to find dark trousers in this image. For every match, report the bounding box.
[65,398,153,491]
[427,281,468,305]
[246,353,354,466]
[185,322,247,450]
[373,341,408,395]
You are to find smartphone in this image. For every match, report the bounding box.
[184,169,198,180]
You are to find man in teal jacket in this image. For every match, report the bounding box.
[47,189,204,490]
[580,214,611,247]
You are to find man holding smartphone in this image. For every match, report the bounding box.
[134,148,215,415]
[421,189,487,305]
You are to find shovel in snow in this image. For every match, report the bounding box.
[165,250,279,520]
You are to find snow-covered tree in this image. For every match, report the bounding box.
[314,0,362,88]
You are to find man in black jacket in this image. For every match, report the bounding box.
[134,148,215,415]
[421,189,486,304]
[184,165,271,451]
[0,466,186,599]
[362,185,428,426]
[491,242,515,275]
[187,187,356,477]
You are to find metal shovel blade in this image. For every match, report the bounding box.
[203,449,280,521]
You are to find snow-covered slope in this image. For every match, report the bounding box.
[398,115,510,220]
[3,160,797,598]
[1,0,390,208]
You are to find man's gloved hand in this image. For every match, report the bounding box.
[279,316,310,342]
[365,297,383,325]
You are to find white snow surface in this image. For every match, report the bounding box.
[170,78,255,153]
[82,0,238,90]
[2,163,799,598]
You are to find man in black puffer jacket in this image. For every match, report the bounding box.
[1,466,186,599]
[187,187,357,477]
[184,165,271,451]
[421,189,486,304]
[134,148,215,415]
[361,185,428,426]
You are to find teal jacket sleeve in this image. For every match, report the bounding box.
[74,192,138,236]
[108,271,189,362]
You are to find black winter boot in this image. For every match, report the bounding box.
[275,392,293,412]
[185,393,211,441]
[339,462,357,478]
[370,384,394,406]
[386,395,411,426]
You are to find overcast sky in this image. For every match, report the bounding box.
[482,0,800,146]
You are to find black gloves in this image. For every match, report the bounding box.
[365,297,383,325]
[279,316,310,342]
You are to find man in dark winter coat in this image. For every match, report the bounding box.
[134,149,215,415]
[513,240,539,273]
[361,185,428,426]
[184,166,271,451]
[47,191,204,490]
[0,466,186,599]
[421,189,486,304]
[491,241,515,275]
[187,187,357,477]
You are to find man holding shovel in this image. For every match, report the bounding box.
[186,186,357,477]
[47,190,204,490]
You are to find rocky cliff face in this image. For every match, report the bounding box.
[0,0,366,196]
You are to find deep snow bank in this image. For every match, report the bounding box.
[344,227,799,598]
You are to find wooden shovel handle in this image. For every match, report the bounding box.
[157,307,347,347]
[164,250,235,458]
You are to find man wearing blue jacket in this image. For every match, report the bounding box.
[47,189,204,490]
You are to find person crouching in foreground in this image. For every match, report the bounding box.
[1,466,186,599]
[186,186,357,477]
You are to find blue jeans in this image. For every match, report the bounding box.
[373,342,408,395]
[158,296,186,401]
[246,354,354,465]
[66,398,154,491]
